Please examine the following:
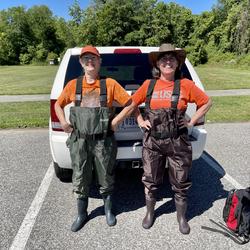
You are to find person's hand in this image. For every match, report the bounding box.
[186,120,194,128]
[138,119,151,131]
[61,122,73,133]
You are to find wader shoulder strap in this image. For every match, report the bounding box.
[100,79,107,107]
[171,79,180,110]
[75,77,107,107]
[145,79,180,109]
[145,79,157,109]
[75,76,83,107]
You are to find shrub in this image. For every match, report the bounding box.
[19,53,32,65]
[32,44,48,63]
[47,52,59,65]
[237,54,250,67]
[186,44,208,66]
[208,51,236,64]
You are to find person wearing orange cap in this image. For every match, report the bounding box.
[112,43,212,234]
[55,45,132,232]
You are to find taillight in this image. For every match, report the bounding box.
[50,99,63,131]
[114,48,141,54]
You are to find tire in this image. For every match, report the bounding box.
[53,162,72,182]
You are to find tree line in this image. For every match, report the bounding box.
[0,0,249,66]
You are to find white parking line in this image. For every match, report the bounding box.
[201,153,244,189]
[9,163,54,250]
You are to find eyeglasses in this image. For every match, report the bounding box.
[159,56,177,64]
[81,55,98,63]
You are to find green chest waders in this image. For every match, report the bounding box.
[67,76,117,198]
[141,79,192,200]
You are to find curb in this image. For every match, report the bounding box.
[0,95,50,102]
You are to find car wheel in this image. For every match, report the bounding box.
[53,162,72,182]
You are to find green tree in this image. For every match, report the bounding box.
[0,32,16,64]
[69,0,83,26]
[27,5,64,55]
[55,17,76,48]
[207,0,249,55]
[0,5,67,65]
[233,0,250,54]
[146,2,194,47]
[94,0,148,45]
[70,0,194,47]
[0,6,34,64]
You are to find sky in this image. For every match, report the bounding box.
[0,0,218,20]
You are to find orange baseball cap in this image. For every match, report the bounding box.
[80,45,100,57]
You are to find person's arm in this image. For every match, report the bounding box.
[111,79,150,131]
[54,101,73,133]
[111,100,137,131]
[134,108,151,130]
[187,98,212,127]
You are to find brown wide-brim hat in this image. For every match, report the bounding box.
[149,43,186,67]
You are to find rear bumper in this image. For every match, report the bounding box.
[50,131,143,169]
[116,140,142,160]
[50,127,207,169]
[116,127,207,161]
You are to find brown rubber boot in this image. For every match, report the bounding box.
[142,198,156,229]
[175,196,190,234]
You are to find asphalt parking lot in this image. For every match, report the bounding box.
[0,123,249,250]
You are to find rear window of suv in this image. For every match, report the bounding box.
[64,53,192,89]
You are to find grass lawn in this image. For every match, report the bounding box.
[0,101,49,129]
[0,96,250,129]
[0,64,250,96]
[195,64,250,90]
[0,64,250,129]
[0,65,58,95]
[206,96,250,123]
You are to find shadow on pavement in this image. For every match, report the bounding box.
[88,151,229,222]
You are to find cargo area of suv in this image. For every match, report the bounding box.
[50,47,207,181]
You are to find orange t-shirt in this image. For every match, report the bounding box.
[132,78,209,110]
[57,77,131,108]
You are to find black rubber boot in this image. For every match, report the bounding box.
[175,196,190,234]
[103,195,116,226]
[142,198,156,229]
[71,198,88,232]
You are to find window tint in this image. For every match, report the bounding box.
[181,63,192,80]
[64,53,192,88]
[64,56,83,86]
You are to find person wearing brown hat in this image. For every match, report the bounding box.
[111,43,212,234]
[55,45,133,232]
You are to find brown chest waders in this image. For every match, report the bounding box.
[66,76,117,199]
[142,79,192,200]
[141,79,192,233]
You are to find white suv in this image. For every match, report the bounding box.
[49,47,207,181]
